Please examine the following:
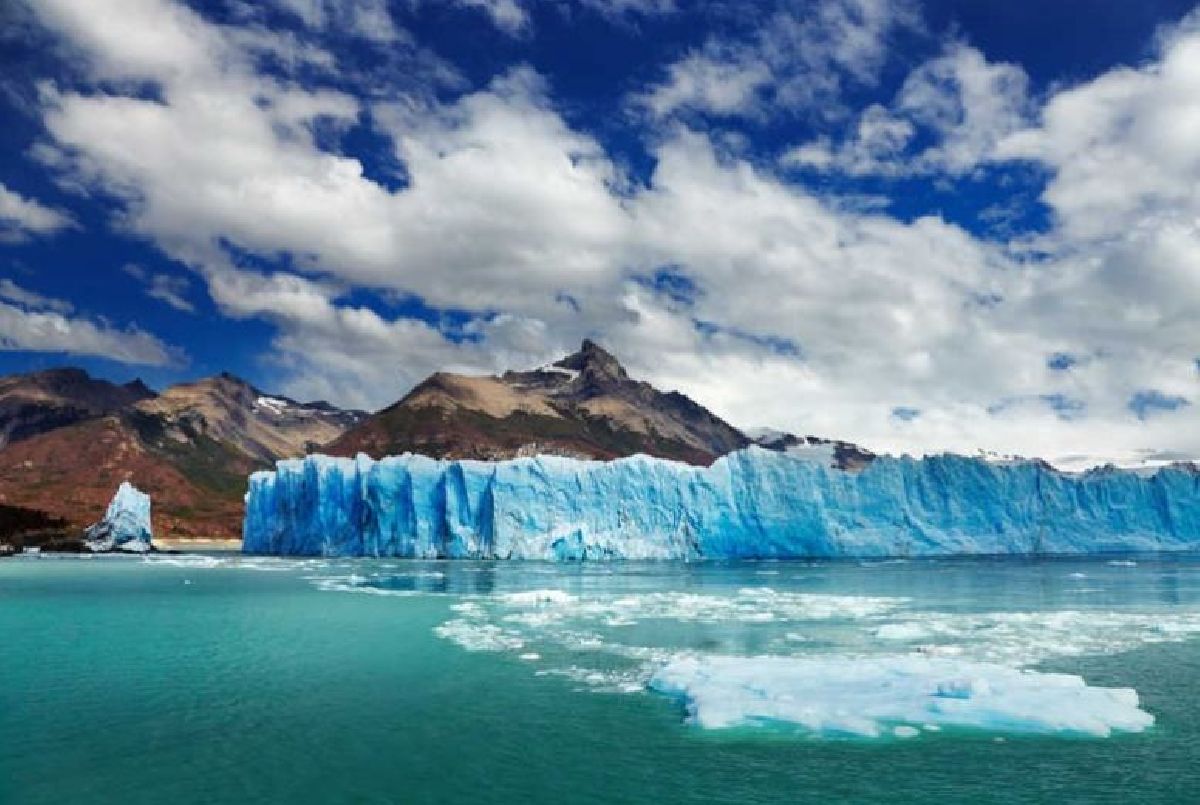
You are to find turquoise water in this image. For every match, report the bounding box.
[3,555,1200,804]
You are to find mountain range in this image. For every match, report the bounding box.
[0,341,869,541]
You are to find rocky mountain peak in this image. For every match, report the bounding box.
[18,366,154,403]
[211,371,260,396]
[0,366,159,449]
[331,340,748,465]
[555,339,629,386]
[30,366,89,386]
[122,378,155,400]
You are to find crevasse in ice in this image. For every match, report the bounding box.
[242,448,1200,559]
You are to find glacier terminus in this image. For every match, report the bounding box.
[242,448,1200,559]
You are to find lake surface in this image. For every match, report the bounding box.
[3,554,1200,804]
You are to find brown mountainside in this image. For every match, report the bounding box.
[0,369,363,538]
[134,372,364,462]
[328,340,750,465]
[0,367,153,449]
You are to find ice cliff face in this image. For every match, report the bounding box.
[85,481,153,552]
[242,448,1200,559]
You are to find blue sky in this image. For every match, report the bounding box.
[1,0,1199,467]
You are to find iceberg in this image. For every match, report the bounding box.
[242,447,1200,559]
[85,481,153,553]
[648,655,1153,738]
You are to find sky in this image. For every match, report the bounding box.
[1,0,1199,468]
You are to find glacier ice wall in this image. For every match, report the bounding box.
[242,448,1200,559]
[86,481,153,553]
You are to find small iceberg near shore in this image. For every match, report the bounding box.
[649,655,1153,738]
[85,482,153,553]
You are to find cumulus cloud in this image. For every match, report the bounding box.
[0,279,178,365]
[998,11,1200,241]
[786,44,1031,176]
[636,41,774,119]
[634,0,920,120]
[196,262,513,409]
[898,44,1031,174]
[0,182,76,242]
[31,0,625,314]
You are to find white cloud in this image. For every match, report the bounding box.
[0,280,178,366]
[897,44,1031,174]
[123,264,195,312]
[781,103,913,174]
[146,274,195,313]
[0,182,76,242]
[998,12,1200,242]
[197,263,509,409]
[638,42,773,119]
[786,44,1031,176]
[635,0,920,120]
[453,0,677,34]
[31,0,626,315]
[369,67,630,311]
[268,0,403,42]
[407,0,674,38]
[452,0,530,35]
[0,278,72,313]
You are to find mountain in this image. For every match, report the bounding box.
[327,339,750,465]
[0,367,154,449]
[0,369,364,539]
[746,429,877,471]
[133,373,364,463]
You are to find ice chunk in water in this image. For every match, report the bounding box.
[649,655,1153,738]
[85,482,152,553]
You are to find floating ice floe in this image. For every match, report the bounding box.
[649,655,1154,738]
[859,610,1200,667]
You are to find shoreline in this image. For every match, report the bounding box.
[155,538,242,552]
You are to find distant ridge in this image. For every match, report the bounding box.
[0,367,154,449]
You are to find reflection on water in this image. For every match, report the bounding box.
[330,554,1200,612]
[299,555,1200,694]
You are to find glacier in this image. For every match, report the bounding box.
[85,481,154,553]
[242,447,1200,559]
